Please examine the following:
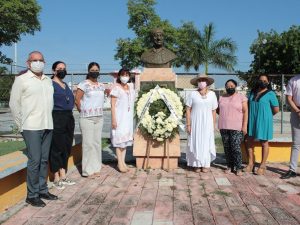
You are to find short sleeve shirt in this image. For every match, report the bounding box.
[218,93,247,131]
[285,75,300,106]
[77,80,105,117]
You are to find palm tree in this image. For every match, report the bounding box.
[177,22,237,73]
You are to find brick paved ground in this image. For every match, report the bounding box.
[1,162,300,225]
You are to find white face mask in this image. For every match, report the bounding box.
[30,61,45,73]
[120,76,129,84]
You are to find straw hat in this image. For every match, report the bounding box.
[190,74,214,86]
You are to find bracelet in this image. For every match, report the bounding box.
[186,124,191,126]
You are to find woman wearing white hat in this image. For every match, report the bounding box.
[186,74,218,172]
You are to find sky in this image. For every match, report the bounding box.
[1,0,300,87]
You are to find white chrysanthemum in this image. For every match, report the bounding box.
[136,87,184,142]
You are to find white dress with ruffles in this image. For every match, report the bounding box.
[110,83,135,148]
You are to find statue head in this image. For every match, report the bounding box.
[151,28,164,48]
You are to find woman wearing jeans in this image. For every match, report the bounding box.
[50,61,76,189]
[75,62,106,178]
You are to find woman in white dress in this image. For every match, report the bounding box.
[186,74,218,173]
[110,68,135,173]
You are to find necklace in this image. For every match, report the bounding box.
[120,84,131,112]
[199,90,207,99]
[127,90,131,112]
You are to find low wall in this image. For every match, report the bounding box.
[0,143,82,212]
[241,139,293,163]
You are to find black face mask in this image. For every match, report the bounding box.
[89,72,99,79]
[56,70,67,79]
[258,80,269,89]
[226,88,235,95]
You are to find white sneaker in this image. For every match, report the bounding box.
[61,178,76,186]
[53,181,65,190]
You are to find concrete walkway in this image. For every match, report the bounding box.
[1,162,300,225]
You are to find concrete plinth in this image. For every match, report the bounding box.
[134,67,181,169]
[138,68,176,90]
[133,129,180,169]
[139,68,176,82]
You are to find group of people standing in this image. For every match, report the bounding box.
[9,51,135,207]
[186,73,299,179]
[9,50,299,207]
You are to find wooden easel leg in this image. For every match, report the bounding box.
[145,139,151,169]
[165,140,170,172]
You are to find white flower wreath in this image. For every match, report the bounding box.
[136,87,184,142]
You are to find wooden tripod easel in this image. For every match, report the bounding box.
[145,138,170,171]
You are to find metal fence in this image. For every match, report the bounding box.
[0,72,297,134]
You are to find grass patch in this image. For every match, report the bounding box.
[215,136,224,153]
[102,138,111,149]
[214,189,231,197]
[170,185,177,191]
[157,173,162,180]
[0,138,110,157]
[0,141,26,156]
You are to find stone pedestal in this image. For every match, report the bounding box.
[138,68,177,89]
[133,68,180,169]
[133,129,181,169]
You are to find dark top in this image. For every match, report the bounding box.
[52,81,74,111]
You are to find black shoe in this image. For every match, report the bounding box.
[280,170,297,179]
[26,197,46,207]
[39,192,58,200]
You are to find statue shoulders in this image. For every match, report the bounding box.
[141,47,177,65]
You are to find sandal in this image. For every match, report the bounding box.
[256,165,266,175]
[236,170,243,176]
[243,164,254,173]
[224,167,231,174]
[194,167,201,173]
[201,168,210,173]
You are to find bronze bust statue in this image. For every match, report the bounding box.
[140,28,177,68]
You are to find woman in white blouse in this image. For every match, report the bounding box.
[75,62,106,178]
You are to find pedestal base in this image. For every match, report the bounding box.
[133,129,180,169]
[138,68,177,90]
[136,157,178,170]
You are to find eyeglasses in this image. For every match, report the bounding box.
[30,60,44,62]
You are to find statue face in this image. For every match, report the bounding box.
[153,31,164,47]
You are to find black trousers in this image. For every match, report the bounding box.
[220,129,243,171]
[49,110,75,173]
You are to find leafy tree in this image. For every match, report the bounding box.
[0,0,41,64]
[239,25,300,89]
[115,0,237,73]
[176,22,237,73]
